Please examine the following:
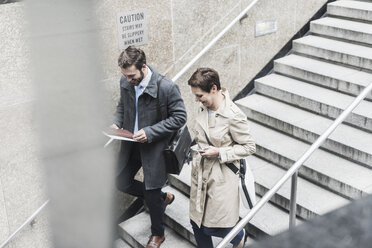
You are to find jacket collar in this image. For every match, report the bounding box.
[196,88,231,138]
[196,105,210,139]
[215,88,232,118]
[121,65,160,99]
[198,88,231,116]
[142,65,160,99]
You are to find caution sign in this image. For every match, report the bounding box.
[117,9,148,49]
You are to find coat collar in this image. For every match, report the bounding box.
[121,65,160,99]
[195,88,232,139]
[215,88,232,118]
[142,65,160,99]
[197,88,232,116]
[196,105,210,139]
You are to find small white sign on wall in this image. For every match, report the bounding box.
[255,19,277,37]
[117,9,148,49]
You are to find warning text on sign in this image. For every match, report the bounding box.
[117,9,148,49]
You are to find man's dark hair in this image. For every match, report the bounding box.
[188,68,221,92]
[118,46,146,70]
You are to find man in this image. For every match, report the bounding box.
[111,46,187,248]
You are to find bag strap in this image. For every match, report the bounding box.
[202,130,253,208]
[202,129,253,208]
[240,158,253,209]
[156,75,165,122]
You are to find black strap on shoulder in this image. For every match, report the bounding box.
[202,129,253,208]
[156,75,165,122]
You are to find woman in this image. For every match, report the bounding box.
[187,68,256,248]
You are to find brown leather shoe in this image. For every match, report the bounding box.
[146,235,165,248]
[164,192,175,210]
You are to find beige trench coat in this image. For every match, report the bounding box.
[189,90,256,228]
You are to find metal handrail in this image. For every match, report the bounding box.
[217,82,372,247]
[0,200,49,248]
[171,0,260,83]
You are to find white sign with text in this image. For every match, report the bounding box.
[117,9,148,49]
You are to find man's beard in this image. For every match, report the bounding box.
[131,70,144,86]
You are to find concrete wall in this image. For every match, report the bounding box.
[0,0,327,247]
[0,2,51,248]
[97,0,328,123]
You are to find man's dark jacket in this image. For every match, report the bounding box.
[113,65,187,190]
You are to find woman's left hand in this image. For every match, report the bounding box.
[200,146,219,158]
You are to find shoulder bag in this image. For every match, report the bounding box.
[156,76,192,175]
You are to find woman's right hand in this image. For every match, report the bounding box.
[200,146,219,158]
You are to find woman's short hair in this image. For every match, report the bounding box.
[188,68,221,92]
[118,46,146,70]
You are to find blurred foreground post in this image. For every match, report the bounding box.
[26,1,115,247]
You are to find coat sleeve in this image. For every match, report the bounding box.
[113,78,125,128]
[218,109,256,163]
[143,82,187,143]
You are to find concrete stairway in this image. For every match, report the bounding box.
[236,0,372,239]
[116,0,372,247]
[117,162,301,248]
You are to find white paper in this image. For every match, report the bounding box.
[102,131,138,142]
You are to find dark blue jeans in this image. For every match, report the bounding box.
[190,220,244,248]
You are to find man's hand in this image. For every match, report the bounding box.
[133,129,147,143]
[200,146,219,158]
[110,124,119,129]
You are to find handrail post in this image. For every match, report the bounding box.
[289,171,298,229]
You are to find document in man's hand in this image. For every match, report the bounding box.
[105,128,134,139]
[103,128,137,147]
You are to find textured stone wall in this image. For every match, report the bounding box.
[96,0,328,124]
[0,2,51,248]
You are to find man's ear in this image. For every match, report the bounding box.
[211,84,218,93]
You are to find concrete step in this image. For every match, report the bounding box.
[254,73,372,132]
[236,94,372,171]
[293,35,372,71]
[162,185,254,247]
[310,17,372,45]
[162,185,196,245]
[114,239,132,248]
[168,163,191,197]
[169,163,302,238]
[118,211,195,248]
[247,155,350,219]
[236,96,372,199]
[251,121,372,199]
[274,54,372,101]
[328,0,372,23]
